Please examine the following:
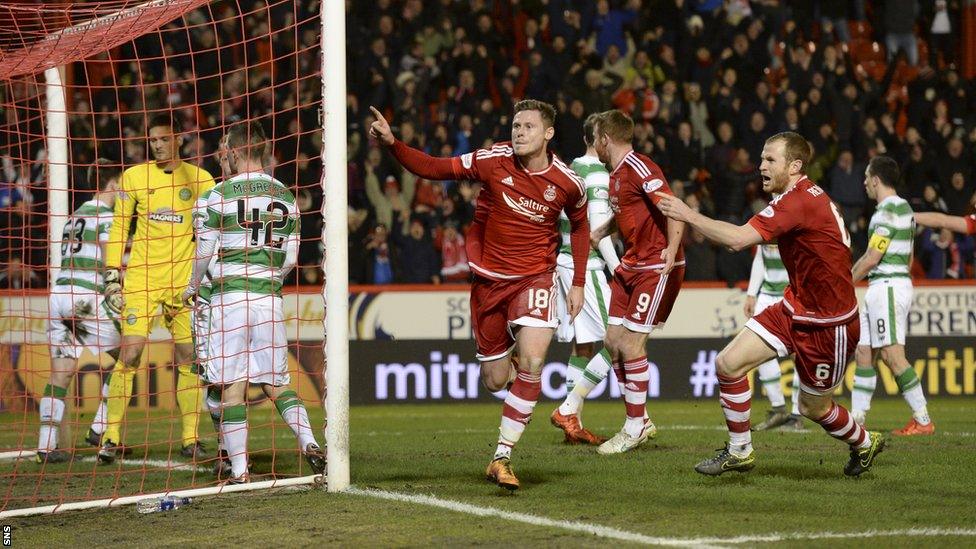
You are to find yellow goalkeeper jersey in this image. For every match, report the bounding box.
[106,160,215,292]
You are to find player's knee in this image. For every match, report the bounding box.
[480,368,507,393]
[878,346,907,373]
[517,354,545,373]
[714,350,736,377]
[119,346,144,369]
[797,393,829,419]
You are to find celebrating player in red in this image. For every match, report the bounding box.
[656,131,886,477]
[585,110,685,454]
[369,100,589,491]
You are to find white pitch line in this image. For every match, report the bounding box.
[346,487,726,548]
[689,527,976,545]
[348,487,976,547]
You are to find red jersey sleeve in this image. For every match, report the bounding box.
[748,193,803,241]
[389,139,481,181]
[966,214,976,235]
[638,169,673,205]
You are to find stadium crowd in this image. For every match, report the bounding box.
[2,0,976,288]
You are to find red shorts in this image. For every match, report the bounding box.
[470,271,558,361]
[607,265,684,333]
[746,300,859,394]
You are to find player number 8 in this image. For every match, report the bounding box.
[527,288,550,310]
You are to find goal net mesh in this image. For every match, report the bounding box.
[0,0,327,514]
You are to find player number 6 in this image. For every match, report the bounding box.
[814,363,831,381]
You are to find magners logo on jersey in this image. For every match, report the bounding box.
[148,208,184,223]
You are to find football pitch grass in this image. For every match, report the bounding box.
[3,397,975,547]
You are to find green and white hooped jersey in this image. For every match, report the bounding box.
[759,244,787,296]
[201,171,299,297]
[192,189,219,302]
[557,155,611,271]
[57,199,113,291]
[868,195,914,282]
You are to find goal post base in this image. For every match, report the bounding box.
[0,474,324,519]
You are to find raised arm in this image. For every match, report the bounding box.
[369,106,466,181]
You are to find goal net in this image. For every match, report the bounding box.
[0,0,340,516]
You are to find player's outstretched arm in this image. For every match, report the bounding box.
[915,212,972,234]
[369,106,461,181]
[655,192,762,251]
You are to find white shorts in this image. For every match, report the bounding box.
[48,284,121,359]
[753,292,782,316]
[554,264,611,344]
[859,278,912,348]
[204,292,289,386]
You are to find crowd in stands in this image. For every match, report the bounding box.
[2,0,976,289]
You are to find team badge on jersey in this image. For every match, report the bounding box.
[544,184,557,202]
[179,188,192,201]
[642,178,664,194]
[759,205,774,218]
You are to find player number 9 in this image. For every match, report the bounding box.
[635,293,651,314]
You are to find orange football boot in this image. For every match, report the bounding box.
[550,409,607,445]
[891,418,935,436]
[485,458,519,491]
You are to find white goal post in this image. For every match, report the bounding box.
[0,0,349,517]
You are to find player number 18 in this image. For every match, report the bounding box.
[527,288,550,310]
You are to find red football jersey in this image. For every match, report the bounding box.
[965,215,976,234]
[389,140,589,284]
[748,176,857,326]
[608,150,685,271]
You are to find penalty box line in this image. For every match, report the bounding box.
[347,487,976,547]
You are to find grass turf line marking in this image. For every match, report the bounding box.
[349,487,976,547]
[695,527,976,545]
[347,487,725,548]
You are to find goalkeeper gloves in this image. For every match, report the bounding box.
[103,268,125,314]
